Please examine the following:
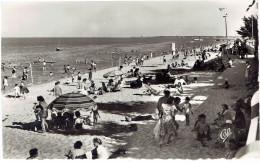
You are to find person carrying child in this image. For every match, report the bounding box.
[182,97,193,126]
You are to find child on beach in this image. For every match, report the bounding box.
[182,97,193,126]
[14,84,20,98]
[2,76,8,92]
[195,114,211,146]
[90,104,101,124]
[19,82,29,99]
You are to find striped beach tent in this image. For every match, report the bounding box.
[48,92,96,111]
[235,90,260,158]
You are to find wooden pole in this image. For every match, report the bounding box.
[111,54,113,67]
[30,63,33,84]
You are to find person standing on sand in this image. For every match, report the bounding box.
[14,84,20,98]
[163,56,166,64]
[157,90,171,118]
[3,76,8,93]
[89,69,93,81]
[90,104,101,124]
[77,72,82,89]
[85,57,88,64]
[37,96,49,132]
[12,67,16,78]
[159,97,178,146]
[43,61,46,72]
[64,65,67,74]
[182,97,193,126]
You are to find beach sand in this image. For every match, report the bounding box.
[2,47,252,159]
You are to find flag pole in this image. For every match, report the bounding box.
[223,8,228,43]
[30,63,33,84]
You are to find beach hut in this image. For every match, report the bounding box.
[47,92,96,112]
[103,70,124,78]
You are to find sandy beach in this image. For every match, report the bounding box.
[1,46,237,159]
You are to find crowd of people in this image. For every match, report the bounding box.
[2,40,256,160]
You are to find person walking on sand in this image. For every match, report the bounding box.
[2,76,8,93]
[37,96,49,132]
[182,97,193,126]
[159,96,178,146]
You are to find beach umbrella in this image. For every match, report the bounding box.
[103,70,124,78]
[47,92,96,111]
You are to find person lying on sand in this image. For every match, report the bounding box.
[143,83,161,96]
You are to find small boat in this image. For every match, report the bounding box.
[56,47,62,51]
[56,40,62,51]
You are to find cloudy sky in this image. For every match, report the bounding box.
[1,0,257,37]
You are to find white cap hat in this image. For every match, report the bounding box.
[226,120,232,124]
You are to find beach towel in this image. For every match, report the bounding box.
[153,119,161,140]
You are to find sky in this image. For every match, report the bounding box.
[1,0,258,37]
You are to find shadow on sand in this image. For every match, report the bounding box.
[5,121,138,137]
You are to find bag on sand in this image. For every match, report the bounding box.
[153,119,161,140]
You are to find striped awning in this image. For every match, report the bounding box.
[48,92,96,111]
